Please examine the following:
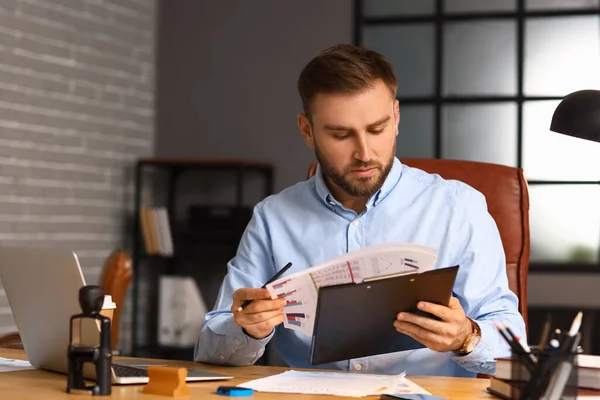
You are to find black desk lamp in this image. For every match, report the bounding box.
[550,89,600,142]
[550,89,600,264]
[551,89,600,261]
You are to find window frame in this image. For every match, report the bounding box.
[354,0,600,271]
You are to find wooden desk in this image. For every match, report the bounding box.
[0,349,495,399]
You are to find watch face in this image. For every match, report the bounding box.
[467,335,481,352]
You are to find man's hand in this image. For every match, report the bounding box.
[393,297,473,353]
[231,288,287,340]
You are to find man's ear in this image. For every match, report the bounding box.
[298,113,315,148]
[394,100,400,137]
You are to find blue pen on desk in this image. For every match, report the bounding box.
[236,262,293,312]
[216,385,254,397]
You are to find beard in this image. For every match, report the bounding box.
[314,140,396,198]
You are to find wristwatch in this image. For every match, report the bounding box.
[454,318,481,356]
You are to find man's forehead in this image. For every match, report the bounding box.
[310,100,394,128]
[320,115,391,131]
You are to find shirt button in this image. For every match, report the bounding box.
[353,220,359,227]
[219,354,225,360]
[354,364,362,371]
[234,338,240,345]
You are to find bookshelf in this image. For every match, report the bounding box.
[130,157,274,358]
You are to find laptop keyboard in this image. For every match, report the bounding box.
[112,364,148,378]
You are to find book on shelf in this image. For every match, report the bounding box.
[494,354,600,390]
[139,206,174,256]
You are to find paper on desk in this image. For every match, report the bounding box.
[0,357,35,372]
[238,369,430,397]
[265,243,437,336]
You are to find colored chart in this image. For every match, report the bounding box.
[272,279,290,290]
[276,289,297,298]
[286,313,306,327]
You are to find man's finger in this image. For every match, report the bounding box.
[233,288,272,302]
[233,298,286,314]
[396,312,444,332]
[394,321,449,352]
[246,312,285,334]
[447,296,464,310]
[236,308,285,326]
[394,321,436,345]
[416,301,453,321]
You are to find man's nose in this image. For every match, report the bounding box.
[353,135,371,162]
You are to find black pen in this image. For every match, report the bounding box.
[539,314,552,348]
[499,322,537,372]
[496,322,512,345]
[236,262,293,312]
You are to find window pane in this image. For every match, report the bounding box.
[443,20,516,95]
[445,0,516,12]
[364,0,435,17]
[442,103,517,166]
[526,0,599,10]
[523,101,600,181]
[363,25,435,97]
[525,16,600,96]
[396,105,435,158]
[529,185,600,263]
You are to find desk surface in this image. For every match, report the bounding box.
[0,349,495,399]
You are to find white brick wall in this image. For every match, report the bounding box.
[0,0,157,352]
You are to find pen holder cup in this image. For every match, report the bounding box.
[508,333,580,400]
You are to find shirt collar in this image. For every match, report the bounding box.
[313,157,403,209]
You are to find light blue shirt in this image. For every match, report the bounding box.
[194,157,526,377]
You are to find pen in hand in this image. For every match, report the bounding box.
[236,262,293,312]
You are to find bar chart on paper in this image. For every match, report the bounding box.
[286,313,307,327]
[272,279,291,290]
[274,274,317,335]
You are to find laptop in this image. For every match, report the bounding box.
[0,247,232,384]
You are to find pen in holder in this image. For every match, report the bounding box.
[66,285,112,396]
[516,332,580,400]
[499,327,581,400]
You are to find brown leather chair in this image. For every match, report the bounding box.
[307,158,530,328]
[0,248,132,351]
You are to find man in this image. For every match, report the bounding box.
[194,44,526,377]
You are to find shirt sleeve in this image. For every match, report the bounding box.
[449,187,526,375]
[193,200,277,365]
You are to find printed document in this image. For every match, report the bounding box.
[266,243,437,336]
[238,370,430,397]
[0,357,35,372]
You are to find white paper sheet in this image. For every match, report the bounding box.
[266,243,437,336]
[238,369,430,397]
[0,357,35,372]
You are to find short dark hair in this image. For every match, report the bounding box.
[297,44,398,117]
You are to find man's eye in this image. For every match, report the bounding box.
[370,129,384,135]
[334,134,350,140]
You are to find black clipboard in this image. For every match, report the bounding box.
[309,266,459,365]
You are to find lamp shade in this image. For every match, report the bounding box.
[550,89,600,143]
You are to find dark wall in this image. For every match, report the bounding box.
[156,0,353,191]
